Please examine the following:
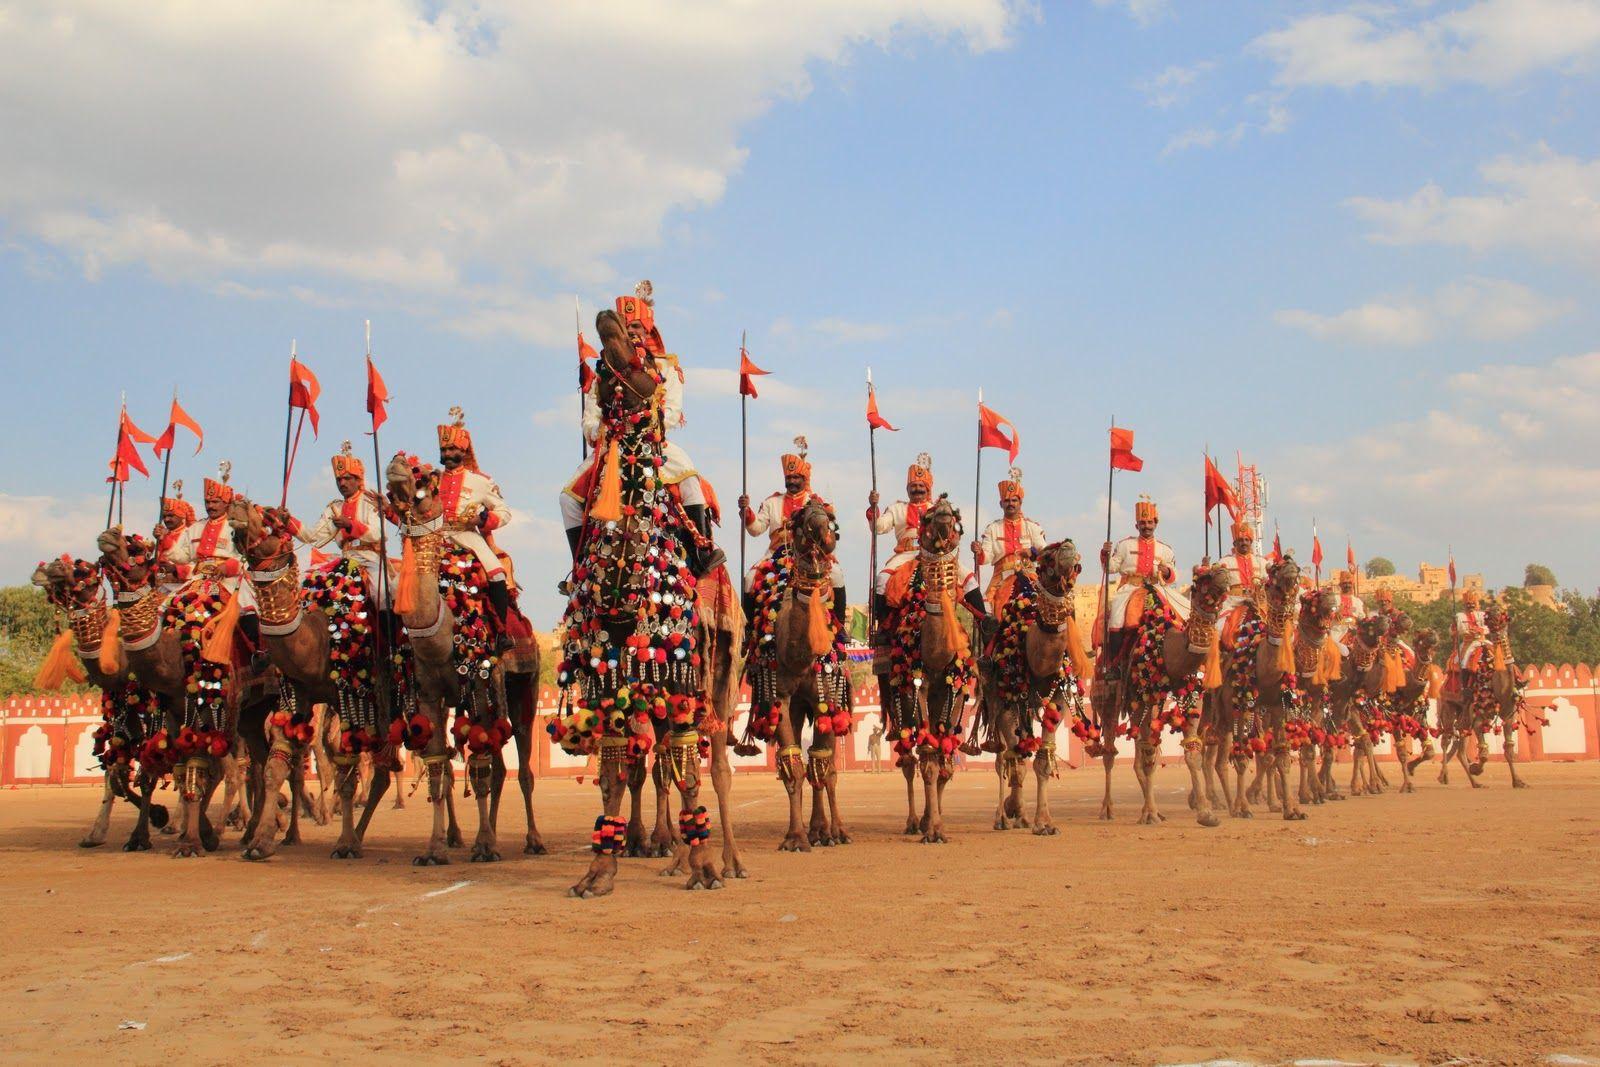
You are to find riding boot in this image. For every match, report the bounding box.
[872,593,889,637]
[240,613,268,674]
[742,588,758,623]
[558,527,584,595]
[486,580,514,653]
[682,504,726,577]
[832,587,848,625]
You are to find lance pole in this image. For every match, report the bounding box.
[867,368,879,648]
[1099,416,1115,651]
[366,320,394,717]
[739,329,748,583]
[281,339,296,509]
[155,387,176,533]
[105,396,124,529]
[577,296,588,462]
[972,388,983,592]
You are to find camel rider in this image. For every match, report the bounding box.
[1217,520,1268,615]
[1454,587,1490,671]
[1329,570,1366,646]
[285,443,395,607]
[1370,587,1414,658]
[435,409,515,651]
[1098,496,1188,659]
[970,467,1046,617]
[867,453,932,629]
[163,463,262,657]
[739,437,830,584]
[559,283,723,579]
[153,479,195,593]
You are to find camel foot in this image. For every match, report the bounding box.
[199,821,220,853]
[1399,783,1415,794]
[171,841,202,858]
[1098,802,1114,822]
[684,854,723,890]
[224,811,245,831]
[903,818,920,835]
[808,826,834,847]
[1232,808,1253,819]
[412,852,450,866]
[920,829,949,844]
[1196,811,1220,828]
[122,835,152,852]
[777,832,810,853]
[622,841,652,859]
[78,837,105,849]
[1468,761,1485,777]
[1137,811,1161,826]
[469,845,501,863]
[1438,770,1450,785]
[242,839,279,861]
[282,828,302,846]
[569,855,618,898]
[330,845,363,859]
[1284,810,1307,822]
[1512,778,1531,789]
[446,828,464,848]
[1326,791,1345,801]
[159,823,178,835]
[524,835,547,855]
[658,855,687,876]
[721,855,749,880]
[1032,823,1059,836]
[833,828,852,845]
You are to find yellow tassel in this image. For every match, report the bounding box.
[1382,648,1406,693]
[939,587,970,658]
[200,590,241,664]
[1426,664,1443,701]
[1491,642,1506,673]
[394,538,418,615]
[98,609,123,677]
[591,440,623,524]
[1318,637,1342,685]
[806,589,833,656]
[1202,633,1222,691]
[33,630,83,690]
[1276,626,1296,674]
[1065,614,1093,683]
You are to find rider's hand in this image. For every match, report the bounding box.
[738,494,750,512]
[969,540,982,558]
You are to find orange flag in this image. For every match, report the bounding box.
[366,356,389,433]
[578,331,598,391]
[738,347,769,398]
[154,396,203,458]
[289,356,321,436]
[120,409,158,446]
[1110,426,1142,472]
[977,402,1019,463]
[866,385,896,431]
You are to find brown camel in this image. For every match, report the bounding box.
[559,306,722,897]
[1438,599,1529,789]
[1290,587,1340,807]
[1093,565,1230,826]
[1217,557,1306,821]
[741,498,852,852]
[1387,624,1439,794]
[33,558,171,850]
[226,496,394,860]
[879,496,975,844]
[1329,614,1393,797]
[975,540,1087,836]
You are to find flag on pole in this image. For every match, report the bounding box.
[977,402,1020,463]
[1347,540,1357,573]
[366,356,389,433]
[1204,455,1239,518]
[866,384,897,431]
[120,409,158,446]
[1448,555,1457,586]
[1271,528,1283,564]
[1110,426,1142,471]
[107,423,149,482]
[1312,527,1324,569]
[738,346,769,398]
[578,331,598,391]
[153,397,204,458]
[288,356,322,436]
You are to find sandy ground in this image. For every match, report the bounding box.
[1,759,1597,1066]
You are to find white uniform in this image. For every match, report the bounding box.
[293,491,394,608]
[1105,535,1188,627]
[744,489,832,590]
[166,515,256,609]
[1329,591,1366,643]
[1454,608,1489,670]
[437,468,511,579]
[1218,551,1270,614]
[871,499,929,594]
[976,516,1047,571]
[560,355,704,529]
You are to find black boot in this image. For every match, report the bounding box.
[832,586,848,626]
[683,504,726,578]
[872,592,890,636]
[486,579,514,653]
[558,527,584,595]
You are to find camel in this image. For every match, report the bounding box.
[879,496,977,844]
[974,541,1088,836]
[1215,558,1307,821]
[385,455,540,864]
[1093,565,1230,827]
[741,498,852,852]
[1329,614,1393,797]
[226,497,395,860]
[1290,587,1340,807]
[1437,600,1530,789]
[557,306,723,896]
[33,558,171,850]
[1385,623,1439,794]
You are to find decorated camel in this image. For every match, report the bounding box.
[1092,564,1230,827]
[742,498,853,851]
[1330,613,1397,797]
[1437,598,1529,789]
[551,306,723,896]
[878,496,977,844]
[1384,621,1439,794]
[1290,586,1343,807]
[384,454,543,864]
[33,557,171,850]
[974,540,1090,836]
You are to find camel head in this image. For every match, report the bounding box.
[1189,563,1231,617]
[1485,597,1508,636]
[593,308,655,415]
[1297,587,1337,637]
[37,557,104,612]
[1036,540,1082,599]
[386,452,441,524]
[1414,627,1439,663]
[789,498,838,574]
[917,495,963,556]
[1387,610,1414,644]
[229,495,293,569]
[1353,612,1390,650]
[97,530,156,595]
[1265,556,1301,603]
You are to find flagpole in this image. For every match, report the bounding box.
[1100,416,1115,651]
[1448,545,1458,669]
[106,396,124,529]
[576,296,588,462]
[366,320,393,720]
[1313,517,1321,586]
[281,339,296,509]
[155,387,176,531]
[972,388,983,590]
[1202,447,1210,565]
[738,329,748,584]
[867,368,879,649]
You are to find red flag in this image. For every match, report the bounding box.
[1110,426,1143,472]
[1347,541,1356,572]
[288,356,321,437]
[153,397,204,458]
[120,410,158,446]
[1448,556,1457,586]
[366,356,389,433]
[1203,455,1238,518]
[866,386,897,431]
[578,332,598,391]
[107,425,148,482]
[977,402,1020,464]
[738,348,769,398]
[1271,530,1283,564]
[1312,533,1324,569]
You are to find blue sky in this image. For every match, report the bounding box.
[3,0,1599,619]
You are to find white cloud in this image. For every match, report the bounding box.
[1160,90,1290,156]
[689,366,824,408]
[1254,0,1600,90]
[1139,60,1215,108]
[1275,276,1570,346]
[811,317,896,343]
[0,2,1022,335]
[1162,126,1220,156]
[1092,0,1172,27]
[1348,148,1600,272]
[0,494,114,574]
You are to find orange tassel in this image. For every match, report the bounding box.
[98,609,123,677]
[1491,642,1506,672]
[1065,615,1093,683]
[806,588,833,656]
[33,630,85,690]
[1426,664,1444,701]
[1202,632,1222,691]
[591,440,622,524]
[1316,637,1342,685]
[394,538,418,615]
[200,590,241,664]
[939,587,970,658]
[1276,627,1296,674]
[1382,648,1406,693]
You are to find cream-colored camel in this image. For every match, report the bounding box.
[1218,558,1306,821]
[1437,600,1529,789]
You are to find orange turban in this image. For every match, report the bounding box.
[1462,587,1481,607]
[997,466,1023,501]
[332,441,364,480]
[1230,519,1253,542]
[907,452,933,492]
[780,453,811,481]
[1373,587,1394,607]
[616,281,664,355]
[1134,497,1158,523]
[437,407,479,471]
[203,462,234,504]
[162,483,195,525]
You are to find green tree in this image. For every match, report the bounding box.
[1524,563,1557,587]
[1365,557,1395,577]
[0,584,81,698]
